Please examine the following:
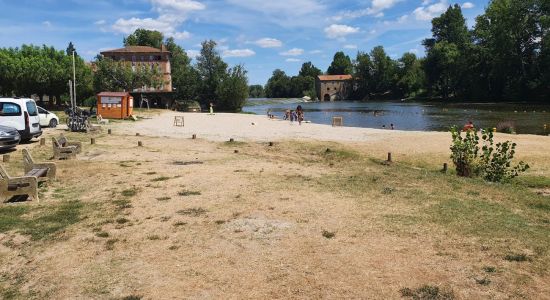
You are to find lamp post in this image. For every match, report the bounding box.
[72,51,76,109]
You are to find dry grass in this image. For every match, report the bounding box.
[0,123,549,299]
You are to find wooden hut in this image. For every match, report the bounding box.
[97,92,133,119]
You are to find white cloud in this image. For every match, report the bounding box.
[334,0,403,20]
[413,0,448,21]
[42,21,52,27]
[254,38,282,48]
[422,0,433,5]
[94,20,106,25]
[344,44,357,49]
[285,58,301,62]
[397,15,408,23]
[462,2,474,9]
[172,31,191,40]
[324,24,359,39]
[112,0,204,39]
[186,49,200,59]
[222,49,256,57]
[280,48,304,56]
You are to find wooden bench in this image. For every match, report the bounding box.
[97,114,109,125]
[0,164,39,203]
[52,136,80,159]
[22,149,56,183]
[332,116,344,127]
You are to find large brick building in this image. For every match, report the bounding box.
[100,46,172,93]
[316,75,352,101]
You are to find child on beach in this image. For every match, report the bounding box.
[296,105,304,125]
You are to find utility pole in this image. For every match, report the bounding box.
[72,51,76,109]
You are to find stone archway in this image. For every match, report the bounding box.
[323,94,331,101]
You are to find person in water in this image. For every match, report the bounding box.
[463,121,475,131]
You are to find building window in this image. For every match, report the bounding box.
[140,55,144,61]
[132,55,136,61]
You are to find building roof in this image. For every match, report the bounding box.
[317,75,353,81]
[97,92,130,97]
[100,46,170,55]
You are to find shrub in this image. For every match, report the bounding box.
[450,127,529,182]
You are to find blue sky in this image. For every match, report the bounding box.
[0,0,489,85]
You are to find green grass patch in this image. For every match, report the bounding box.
[0,201,84,240]
[121,187,138,197]
[504,253,531,262]
[95,231,109,238]
[151,176,171,182]
[177,207,207,216]
[178,190,201,196]
[156,197,171,201]
[513,175,550,188]
[400,285,455,299]
[322,230,335,239]
[113,199,132,210]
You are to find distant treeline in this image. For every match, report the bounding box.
[254,0,549,102]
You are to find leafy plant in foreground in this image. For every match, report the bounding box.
[450,127,529,182]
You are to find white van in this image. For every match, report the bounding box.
[0,98,42,142]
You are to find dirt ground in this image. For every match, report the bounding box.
[0,113,549,299]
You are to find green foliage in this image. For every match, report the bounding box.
[93,57,162,93]
[196,40,228,106]
[123,28,164,49]
[216,64,249,111]
[449,127,529,182]
[0,44,93,104]
[248,84,265,98]
[165,37,199,101]
[327,51,353,75]
[264,61,320,99]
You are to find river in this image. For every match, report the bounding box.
[242,99,550,135]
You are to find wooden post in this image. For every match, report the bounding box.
[229,138,234,142]
[91,138,96,145]
[387,152,392,162]
[269,142,274,147]
[3,155,9,163]
[234,150,239,153]
[442,163,448,173]
[138,141,143,147]
[136,133,140,136]
[108,129,112,134]
[40,138,46,146]
[192,134,196,139]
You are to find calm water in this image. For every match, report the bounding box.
[243,99,550,135]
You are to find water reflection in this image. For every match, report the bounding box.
[243,99,550,135]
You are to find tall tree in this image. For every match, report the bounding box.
[249,85,265,98]
[327,51,353,75]
[370,46,396,94]
[216,64,249,111]
[196,40,228,105]
[66,42,77,56]
[124,29,164,49]
[299,61,322,78]
[396,53,425,97]
[352,51,373,99]
[165,37,199,100]
[265,69,291,98]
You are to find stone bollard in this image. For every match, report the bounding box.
[138,141,143,147]
[108,129,112,134]
[91,138,96,145]
[40,138,46,146]
[3,155,10,163]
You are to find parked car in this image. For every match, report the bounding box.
[0,98,42,142]
[37,106,60,128]
[0,125,21,150]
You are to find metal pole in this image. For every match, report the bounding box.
[69,80,73,108]
[72,51,76,109]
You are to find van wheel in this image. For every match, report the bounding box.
[49,119,58,128]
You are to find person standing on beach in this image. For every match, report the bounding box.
[296,105,304,125]
[209,103,214,115]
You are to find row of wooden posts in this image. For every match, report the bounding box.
[2,130,450,173]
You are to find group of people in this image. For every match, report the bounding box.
[267,105,305,125]
[284,105,304,125]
